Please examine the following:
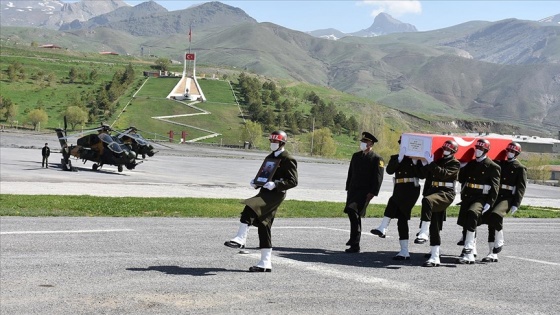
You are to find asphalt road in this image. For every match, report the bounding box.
[1,217,559,314]
[1,130,559,314]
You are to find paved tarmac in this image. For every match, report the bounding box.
[1,217,559,314]
[1,130,559,314]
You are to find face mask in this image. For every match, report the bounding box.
[507,152,516,159]
[270,142,280,151]
[443,150,451,156]
[475,149,484,158]
[360,142,368,151]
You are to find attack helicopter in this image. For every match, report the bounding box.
[117,126,156,159]
[55,118,154,172]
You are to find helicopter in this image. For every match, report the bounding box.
[117,126,157,159]
[55,118,144,172]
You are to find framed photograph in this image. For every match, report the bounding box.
[254,158,280,186]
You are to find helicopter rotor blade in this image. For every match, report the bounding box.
[63,116,68,137]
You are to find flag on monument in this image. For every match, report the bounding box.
[186,53,195,60]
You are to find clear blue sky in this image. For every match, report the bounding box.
[65,1,559,32]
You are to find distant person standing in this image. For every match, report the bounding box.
[480,141,527,263]
[41,143,50,168]
[344,132,384,253]
[370,137,421,260]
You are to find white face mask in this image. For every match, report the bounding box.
[475,149,485,158]
[360,142,368,151]
[507,152,516,159]
[443,150,451,156]
[270,142,280,151]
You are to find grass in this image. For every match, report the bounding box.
[1,195,558,218]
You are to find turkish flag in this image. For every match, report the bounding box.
[185,53,195,60]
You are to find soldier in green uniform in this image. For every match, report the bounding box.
[457,138,501,264]
[224,130,298,272]
[416,140,461,267]
[344,132,384,253]
[370,137,421,260]
[480,141,527,262]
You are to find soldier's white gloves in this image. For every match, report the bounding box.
[482,203,491,214]
[398,147,406,163]
[510,206,518,215]
[423,151,433,164]
[250,179,257,189]
[263,182,276,190]
[411,158,418,165]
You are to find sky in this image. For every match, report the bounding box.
[64,1,559,32]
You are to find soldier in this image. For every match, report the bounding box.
[224,130,298,272]
[417,140,461,267]
[41,143,50,168]
[457,138,501,264]
[370,137,421,260]
[344,132,384,253]
[480,141,527,262]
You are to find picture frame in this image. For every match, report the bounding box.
[254,158,280,186]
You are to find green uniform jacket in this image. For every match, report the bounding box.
[486,159,527,218]
[345,150,385,217]
[457,157,501,226]
[244,150,298,226]
[384,155,421,219]
[417,156,460,213]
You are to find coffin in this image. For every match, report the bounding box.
[400,133,512,162]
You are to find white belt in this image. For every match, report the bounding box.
[465,183,491,194]
[432,181,454,188]
[395,177,416,184]
[501,184,516,190]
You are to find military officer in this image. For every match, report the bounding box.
[457,138,501,264]
[417,140,461,267]
[480,141,527,262]
[344,131,384,253]
[371,137,421,260]
[224,130,298,272]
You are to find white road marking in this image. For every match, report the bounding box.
[1,229,134,235]
[505,256,560,266]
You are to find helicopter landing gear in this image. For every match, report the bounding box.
[61,158,73,171]
[92,163,99,171]
[118,165,123,172]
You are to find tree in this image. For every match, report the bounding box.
[525,153,551,182]
[307,128,337,157]
[27,109,48,130]
[64,106,88,130]
[68,67,78,83]
[0,96,18,123]
[155,58,171,71]
[241,120,263,149]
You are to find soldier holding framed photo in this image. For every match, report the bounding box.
[224,130,298,272]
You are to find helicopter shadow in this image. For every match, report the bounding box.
[272,246,459,269]
[126,265,246,276]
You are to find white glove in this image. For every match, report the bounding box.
[482,203,491,214]
[510,206,518,215]
[250,179,257,189]
[263,181,276,190]
[411,158,418,165]
[398,147,406,163]
[423,151,433,164]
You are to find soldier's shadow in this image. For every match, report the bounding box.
[126,265,246,276]
[273,247,458,269]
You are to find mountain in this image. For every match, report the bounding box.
[350,12,417,37]
[539,14,560,24]
[0,0,129,29]
[307,12,417,40]
[59,0,168,31]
